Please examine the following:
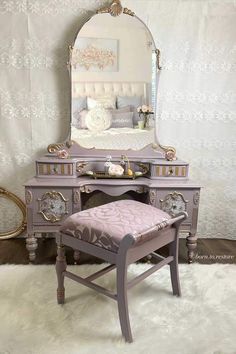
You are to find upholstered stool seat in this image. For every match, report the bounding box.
[56,200,187,342]
[60,200,172,252]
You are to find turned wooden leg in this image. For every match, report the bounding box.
[169,239,181,297]
[26,234,38,262]
[117,263,133,343]
[56,244,67,304]
[73,250,80,265]
[186,233,197,264]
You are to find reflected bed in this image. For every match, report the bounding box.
[71,126,154,150]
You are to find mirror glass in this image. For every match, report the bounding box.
[70,13,157,151]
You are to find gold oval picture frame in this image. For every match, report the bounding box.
[0,187,27,239]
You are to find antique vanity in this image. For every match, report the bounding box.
[24,0,201,263]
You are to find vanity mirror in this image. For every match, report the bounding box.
[47,0,173,159]
[70,10,158,151]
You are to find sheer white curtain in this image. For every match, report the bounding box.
[0,0,235,239]
[125,0,236,239]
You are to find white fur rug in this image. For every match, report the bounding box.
[0,264,235,354]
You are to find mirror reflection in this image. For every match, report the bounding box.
[71,13,157,150]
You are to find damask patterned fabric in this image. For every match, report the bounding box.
[60,200,171,252]
[0,0,235,239]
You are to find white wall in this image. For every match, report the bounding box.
[0,0,235,239]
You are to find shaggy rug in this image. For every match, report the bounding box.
[0,264,235,354]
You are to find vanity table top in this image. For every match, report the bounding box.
[24,176,201,189]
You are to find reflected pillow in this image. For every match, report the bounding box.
[87,96,116,110]
[72,97,87,113]
[71,109,88,129]
[85,107,112,132]
[111,111,134,128]
[117,96,143,124]
[113,105,131,114]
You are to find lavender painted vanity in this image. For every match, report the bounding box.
[24,0,201,263]
[24,144,200,263]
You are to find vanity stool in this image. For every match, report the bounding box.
[56,200,187,342]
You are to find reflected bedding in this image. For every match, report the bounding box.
[71,126,154,150]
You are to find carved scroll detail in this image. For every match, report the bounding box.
[97,0,123,17]
[25,190,32,205]
[123,8,135,16]
[159,145,177,161]
[73,190,81,204]
[193,191,200,206]
[149,189,157,206]
[155,49,162,70]
[97,1,135,17]
[37,191,69,223]
[80,185,92,194]
[47,141,74,153]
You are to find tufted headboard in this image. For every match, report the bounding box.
[72,81,150,103]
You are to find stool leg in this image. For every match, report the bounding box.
[56,244,67,304]
[117,263,133,343]
[169,239,181,297]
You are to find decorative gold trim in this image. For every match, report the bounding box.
[47,141,74,154]
[0,187,26,239]
[155,49,162,70]
[159,145,177,161]
[37,191,69,223]
[123,7,135,16]
[160,191,189,204]
[160,191,188,217]
[97,0,124,17]
[135,162,149,175]
[76,162,88,174]
[80,186,92,194]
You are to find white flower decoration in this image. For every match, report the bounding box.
[141,105,148,113]
[108,164,124,176]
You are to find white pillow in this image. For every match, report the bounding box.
[85,107,112,132]
[87,96,116,110]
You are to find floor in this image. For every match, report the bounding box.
[0,237,235,264]
[0,263,235,354]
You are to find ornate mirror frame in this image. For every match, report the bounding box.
[0,187,26,239]
[47,0,176,161]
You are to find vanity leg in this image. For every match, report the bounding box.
[73,250,80,264]
[186,233,197,264]
[26,234,38,263]
[56,245,67,304]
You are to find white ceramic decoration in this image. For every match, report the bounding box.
[108,164,124,176]
[85,107,112,132]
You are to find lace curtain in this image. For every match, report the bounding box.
[0,0,235,239]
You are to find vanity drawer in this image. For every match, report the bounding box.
[32,188,73,224]
[36,158,78,178]
[150,164,189,179]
